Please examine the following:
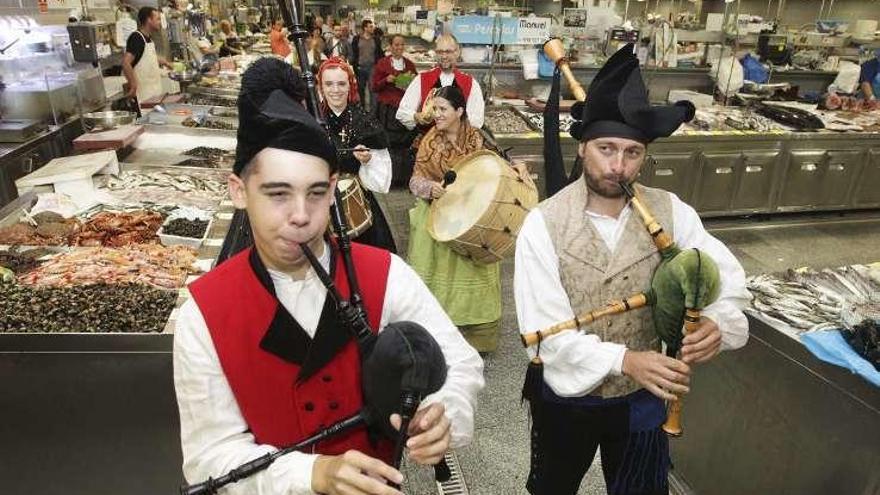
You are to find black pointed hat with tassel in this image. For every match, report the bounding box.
[569,44,695,144]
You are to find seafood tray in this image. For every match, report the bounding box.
[0,282,177,333]
[747,264,880,336]
[186,93,237,107]
[0,205,165,247]
[99,164,229,211]
[184,146,236,161]
[181,117,237,131]
[515,107,575,133]
[173,158,227,169]
[17,244,199,289]
[484,105,535,135]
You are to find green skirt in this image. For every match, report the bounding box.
[407,199,502,329]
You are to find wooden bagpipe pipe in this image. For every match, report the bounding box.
[520,181,722,436]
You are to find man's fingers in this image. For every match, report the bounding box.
[655,375,689,395]
[646,383,677,401]
[408,414,450,449]
[661,356,691,376]
[657,366,690,387]
[389,414,402,431]
[414,403,444,432]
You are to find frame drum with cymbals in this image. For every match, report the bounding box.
[428,150,538,264]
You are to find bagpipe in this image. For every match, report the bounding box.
[181,1,452,493]
[523,38,721,436]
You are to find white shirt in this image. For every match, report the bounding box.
[395,69,485,130]
[514,192,750,398]
[174,245,484,495]
[329,108,392,194]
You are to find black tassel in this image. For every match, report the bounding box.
[522,357,545,404]
[543,66,566,198]
[608,427,670,495]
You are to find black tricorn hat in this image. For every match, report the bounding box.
[234,58,338,176]
[570,44,695,143]
[362,321,448,438]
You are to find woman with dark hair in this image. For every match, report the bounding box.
[317,56,397,253]
[407,85,510,353]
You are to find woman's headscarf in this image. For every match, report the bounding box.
[317,56,360,105]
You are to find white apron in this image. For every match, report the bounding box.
[133,31,163,102]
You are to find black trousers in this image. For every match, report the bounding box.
[526,392,669,495]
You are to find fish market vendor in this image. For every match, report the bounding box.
[859,49,880,101]
[172,58,483,495]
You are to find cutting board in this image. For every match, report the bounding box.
[73,125,145,151]
[141,93,185,108]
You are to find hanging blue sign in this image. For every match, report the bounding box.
[450,16,518,45]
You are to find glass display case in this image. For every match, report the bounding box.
[0,19,106,127]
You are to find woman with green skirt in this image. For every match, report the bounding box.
[406,86,503,352]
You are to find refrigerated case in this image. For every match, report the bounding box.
[494,127,880,217]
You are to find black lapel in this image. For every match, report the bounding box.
[297,289,354,382]
[249,248,313,365]
[247,245,357,377]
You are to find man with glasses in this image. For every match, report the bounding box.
[395,34,484,131]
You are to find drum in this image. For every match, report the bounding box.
[428,150,538,264]
[334,176,373,238]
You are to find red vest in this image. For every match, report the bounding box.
[418,67,474,107]
[189,243,394,461]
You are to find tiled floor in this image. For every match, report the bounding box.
[377,189,880,495]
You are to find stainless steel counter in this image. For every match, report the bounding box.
[671,314,880,495]
[0,119,86,207]
[496,130,880,217]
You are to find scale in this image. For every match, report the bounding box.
[0,119,46,143]
[605,28,640,57]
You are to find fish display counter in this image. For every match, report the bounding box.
[0,159,236,495]
[487,104,880,217]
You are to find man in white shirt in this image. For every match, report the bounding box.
[514,44,750,495]
[395,34,484,131]
[174,57,484,495]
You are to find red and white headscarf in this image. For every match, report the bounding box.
[317,56,360,105]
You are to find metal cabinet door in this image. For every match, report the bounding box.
[822,150,860,207]
[642,153,695,203]
[778,150,826,209]
[733,151,778,212]
[693,153,739,213]
[853,150,880,207]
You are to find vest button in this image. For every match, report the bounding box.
[329,401,339,410]
[304,402,315,412]
[322,375,332,382]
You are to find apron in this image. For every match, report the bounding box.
[133,31,163,102]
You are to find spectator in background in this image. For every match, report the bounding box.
[860,48,880,101]
[372,35,417,187]
[306,35,327,75]
[269,18,292,62]
[217,20,242,57]
[322,15,335,42]
[325,23,352,62]
[352,19,383,112]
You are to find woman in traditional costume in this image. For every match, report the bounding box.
[317,57,397,252]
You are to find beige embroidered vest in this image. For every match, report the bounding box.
[538,179,674,398]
